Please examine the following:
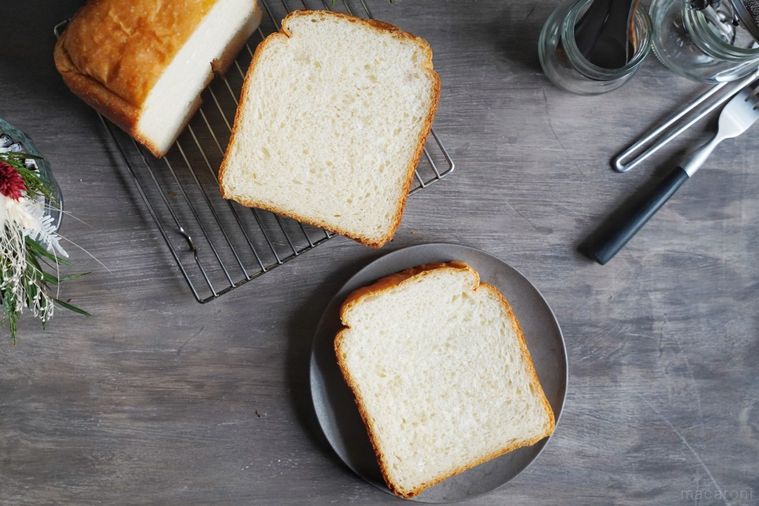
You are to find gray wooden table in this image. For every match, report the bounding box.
[1,1,757,504]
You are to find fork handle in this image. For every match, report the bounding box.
[590,166,690,265]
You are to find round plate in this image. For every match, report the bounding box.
[309,243,567,502]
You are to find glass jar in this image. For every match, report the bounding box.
[0,118,63,232]
[539,0,653,95]
[651,0,759,82]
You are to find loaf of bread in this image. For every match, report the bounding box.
[334,262,555,498]
[219,11,440,248]
[54,0,263,157]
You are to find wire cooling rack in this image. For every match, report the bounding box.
[57,0,454,302]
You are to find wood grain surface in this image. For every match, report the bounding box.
[1,1,757,504]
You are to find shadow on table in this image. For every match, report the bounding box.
[483,3,551,74]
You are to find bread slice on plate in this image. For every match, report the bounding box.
[54,0,263,157]
[334,262,555,498]
[219,11,440,248]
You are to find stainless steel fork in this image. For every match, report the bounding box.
[591,84,759,264]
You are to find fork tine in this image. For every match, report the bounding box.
[734,87,759,109]
[747,86,759,109]
[748,82,759,98]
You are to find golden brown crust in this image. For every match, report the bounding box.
[59,0,217,105]
[54,36,163,156]
[334,262,555,499]
[218,10,441,248]
[338,262,473,322]
[54,0,259,158]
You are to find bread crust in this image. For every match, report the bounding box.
[334,262,556,499]
[218,10,441,248]
[54,37,163,156]
[54,0,260,158]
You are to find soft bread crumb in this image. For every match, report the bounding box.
[218,10,440,247]
[335,262,555,498]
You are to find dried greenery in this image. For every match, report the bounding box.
[0,152,88,343]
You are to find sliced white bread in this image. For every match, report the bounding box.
[334,262,555,498]
[55,0,263,157]
[219,11,440,247]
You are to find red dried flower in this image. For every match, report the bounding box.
[0,161,26,200]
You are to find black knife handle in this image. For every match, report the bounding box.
[591,166,690,265]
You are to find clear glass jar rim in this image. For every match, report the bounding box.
[685,4,759,59]
[560,0,653,79]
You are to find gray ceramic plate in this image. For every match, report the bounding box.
[309,243,567,502]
